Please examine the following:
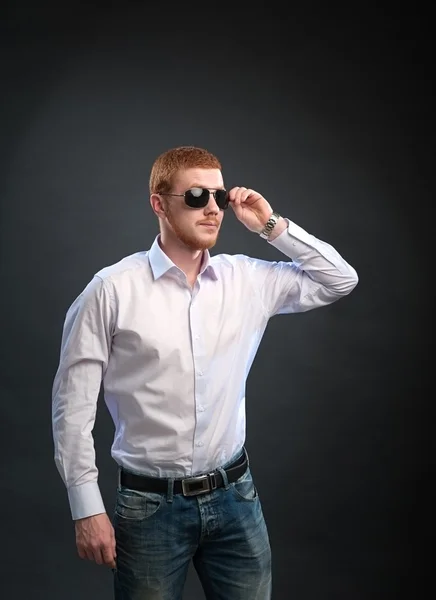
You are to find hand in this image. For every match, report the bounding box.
[75,513,116,569]
[228,186,273,233]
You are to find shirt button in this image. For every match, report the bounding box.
[198,370,203,376]
[196,441,204,447]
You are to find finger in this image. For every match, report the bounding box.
[235,187,247,205]
[228,186,240,202]
[241,189,258,202]
[77,542,94,563]
[77,546,87,561]
[84,548,96,562]
[228,196,242,214]
[90,545,105,565]
[102,544,116,568]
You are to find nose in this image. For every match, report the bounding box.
[205,192,220,214]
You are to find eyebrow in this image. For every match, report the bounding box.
[188,183,226,190]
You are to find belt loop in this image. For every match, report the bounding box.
[167,478,174,503]
[217,466,230,490]
[244,446,250,468]
[117,467,121,491]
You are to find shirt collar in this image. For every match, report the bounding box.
[148,234,219,282]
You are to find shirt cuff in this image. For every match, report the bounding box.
[68,481,106,521]
[268,218,315,258]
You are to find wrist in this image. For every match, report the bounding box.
[267,217,287,241]
[259,212,286,240]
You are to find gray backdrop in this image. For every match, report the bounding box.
[0,2,431,599]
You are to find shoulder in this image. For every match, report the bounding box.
[93,251,150,286]
[210,252,279,276]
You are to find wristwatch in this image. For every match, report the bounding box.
[259,211,281,239]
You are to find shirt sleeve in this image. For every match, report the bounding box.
[52,275,114,520]
[247,218,359,317]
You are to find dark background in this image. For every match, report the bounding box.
[0,2,433,598]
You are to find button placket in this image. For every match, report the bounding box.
[190,291,207,453]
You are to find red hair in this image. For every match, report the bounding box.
[149,146,222,195]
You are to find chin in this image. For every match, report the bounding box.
[183,232,219,251]
[193,238,218,251]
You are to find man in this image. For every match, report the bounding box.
[52,145,358,599]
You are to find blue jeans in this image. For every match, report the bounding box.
[112,447,272,599]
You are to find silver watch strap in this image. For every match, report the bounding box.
[259,211,281,239]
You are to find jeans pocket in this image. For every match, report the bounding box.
[230,467,258,501]
[115,487,163,521]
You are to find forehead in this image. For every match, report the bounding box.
[173,168,224,189]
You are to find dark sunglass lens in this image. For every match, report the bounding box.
[215,189,229,209]
[185,187,209,208]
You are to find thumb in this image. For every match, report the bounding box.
[111,527,117,557]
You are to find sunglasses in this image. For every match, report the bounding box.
[159,187,229,210]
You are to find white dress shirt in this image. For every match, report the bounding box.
[52,218,358,520]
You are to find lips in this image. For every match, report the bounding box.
[199,222,218,227]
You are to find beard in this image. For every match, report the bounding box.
[165,204,220,251]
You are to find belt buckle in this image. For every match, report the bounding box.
[181,472,217,496]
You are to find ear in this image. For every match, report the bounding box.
[150,193,166,218]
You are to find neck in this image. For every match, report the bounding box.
[158,232,204,284]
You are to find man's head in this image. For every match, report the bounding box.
[149,146,226,251]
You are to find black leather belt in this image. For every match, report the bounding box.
[119,448,248,496]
